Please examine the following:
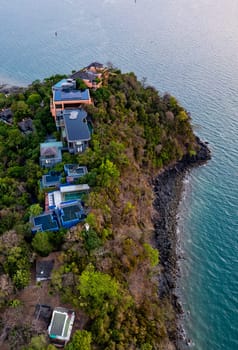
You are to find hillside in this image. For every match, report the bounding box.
[0,67,210,350]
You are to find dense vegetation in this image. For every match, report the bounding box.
[0,68,199,349]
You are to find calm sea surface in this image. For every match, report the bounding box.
[1,1,237,349]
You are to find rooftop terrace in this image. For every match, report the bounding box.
[52,78,76,90]
[60,201,85,228]
[64,164,88,179]
[53,89,90,102]
[32,213,59,233]
[42,172,61,188]
[48,307,75,341]
[63,109,91,142]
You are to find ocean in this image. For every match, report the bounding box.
[1,0,237,349]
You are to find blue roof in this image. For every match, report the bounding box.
[33,213,59,232]
[42,172,61,188]
[64,164,88,178]
[45,174,61,183]
[54,89,90,102]
[53,79,69,89]
[63,109,91,142]
[40,141,63,150]
[60,201,85,228]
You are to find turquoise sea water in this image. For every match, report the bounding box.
[1,1,237,349]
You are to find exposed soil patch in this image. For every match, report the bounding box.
[0,252,88,349]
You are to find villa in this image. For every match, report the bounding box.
[70,62,105,89]
[87,62,104,71]
[40,140,63,168]
[41,171,61,189]
[48,307,75,348]
[32,198,86,232]
[36,259,54,282]
[59,200,86,229]
[47,183,90,210]
[62,109,91,153]
[50,78,92,120]
[70,70,102,89]
[64,164,88,183]
[31,211,59,234]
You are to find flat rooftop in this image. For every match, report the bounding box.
[53,89,90,102]
[60,202,84,223]
[33,213,59,232]
[44,174,60,183]
[64,164,88,177]
[60,184,90,193]
[36,260,54,281]
[48,191,62,208]
[50,312,66,336]
[48,307,75,340]
[42,173,61,187]
[63,109,91,142]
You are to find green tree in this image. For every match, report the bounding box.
[177,110,188,122]
[82,228,102,252]
[13,269,30,289]
[28,204,43,217]
[78,265,119,315]
[143,243,159,267]
[23,335,50,350]
[66,330,92,350]
[11,100,31,121]
[46,345,57,350]
[141,344,153,350]
[4,246,30,289]
[97,159,120,188]
[27,93,41,109]
[32,231,53,256]
[76,78,87,91]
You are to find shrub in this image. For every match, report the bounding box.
[66,330,92,350]
[32,231,53,256]
[78,264,120,316]
[143,243,159,267]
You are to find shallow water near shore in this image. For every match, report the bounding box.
[1,0,238,349]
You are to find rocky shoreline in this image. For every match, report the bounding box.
[0,84,26,94]
[153,137,211,349]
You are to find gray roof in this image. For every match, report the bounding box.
[18,118,33,132]
[70,70,96,81]
[0,108,13,120]
[36,260,54,281]
[87,62,104,69]
[34,304,52,321]
[63,109,91,142]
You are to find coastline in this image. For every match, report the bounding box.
[0,84,26,94]
[153,137,211,349]
[1,79,211,348]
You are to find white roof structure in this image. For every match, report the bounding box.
[60,184,90,193]
[48,307,75,343]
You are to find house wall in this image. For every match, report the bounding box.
[51,99,92,119]
[67,140,88,154]
[40,156,62,168]
[82,79,102,89]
